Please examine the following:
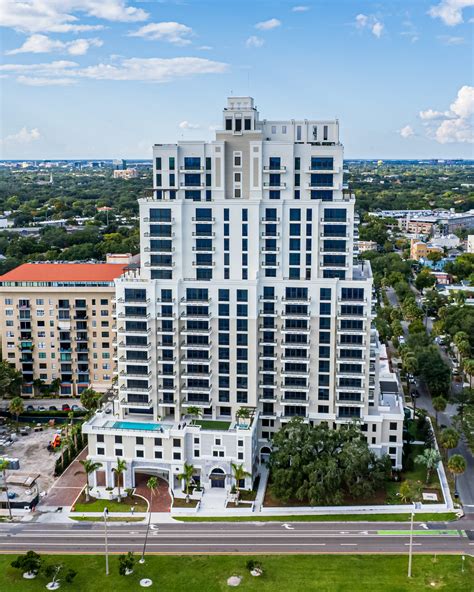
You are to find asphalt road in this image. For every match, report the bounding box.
[0,520,473,555]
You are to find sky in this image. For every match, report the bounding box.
[0,0,473,160]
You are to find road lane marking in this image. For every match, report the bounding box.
[282,524,295,530]
[340,544,357,546]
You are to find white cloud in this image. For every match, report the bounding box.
[421,85,474,143]
[428,0,474,26]
[399,125,415,138]
[438,34,466,44]
[0,0,148,34]
[355,13,384,38]
[198,45,213,50]
[355,14,369,28]
[419,109,450,120]
[1,127,40,144]
[246,35,264,48]
[400,20,420,43]
[179,121,200,130]
[7,34,103,56]
[292,6,310,12]
[255,18,281,30]
[372,21,384,38]
[0,56,228,85]
[129,22,193,46]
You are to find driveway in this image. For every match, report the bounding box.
[134,473,171,512]
[38,448,88,509]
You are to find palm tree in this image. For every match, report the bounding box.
[32,378,45,397]
[113,458,127,502]
[432,396,447,425]
[140,476,158,564]
[236,407,251,426]
[186,406,203,424]
[448,454,466,497]
[439,428,459,459]
[177,462,195,502]
[79,459,103,502]
[463,359,474,388]
[415,448,441,484]
[9,396,24,431]
[231,462,251,505]
[0,458,12,520]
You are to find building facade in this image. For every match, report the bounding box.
[0,263,126,396]
[83,97,403,495]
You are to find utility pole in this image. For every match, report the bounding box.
[408,502,421,578]
[104,507,109,575]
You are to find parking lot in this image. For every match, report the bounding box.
[1,423,61,495]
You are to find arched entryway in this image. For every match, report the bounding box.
[260,446,271,463]
[209,467,226,488]
[134,472,172,512]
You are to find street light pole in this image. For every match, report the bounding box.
[104,507,109,576]
[408,506,414,578]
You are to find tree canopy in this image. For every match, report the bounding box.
[268,419,391,506]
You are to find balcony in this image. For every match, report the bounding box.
[281,327,310,335]
[144,261,175,269]
[118,312,151,320]
[181,370,212,379]
[259,309,277,317]
[281,354,309,362]
[156,341,176,349]
[156,311,176,319]
[263,181,286,189]
[180,354,211,364]
[281,396,309,406]
[181,384,212,395]
[119,355,152,364]
[263,165,287,173]
[280,383,309,392]
[192,246,215,253]
[119,384,152,394]
[180,341,212,351]
[259,338,278,346]
[144,246,174,254]
[281,369,310,378]
[118,341,151,351]
[180,182,205,189]
[192,216,215,223]
[259,324,277,331]
[261,231,280,239]
[120,397,153,409]
[281,311,310,319]
[261,246,280,254]
[157,355,177,363]
[117,326,151,335]
[179,165,204,172]
[281,296,311,304]
[192,230,215,238]
[143,216,174,224]
[192,261,215,268]
[261,261,279,269]
[259,353,277,361]
[158,398,177,406]
[306,182,337,190]
[180,311,211,320]
[156,326,176,335]
[117,297,150,304]
[259,367,277,375]
[180,296,211,305]
[261,216,281,224]
[305,166,340,174]
[181,399,212,408]
[120,370,152,379]
[181,327,211,336]
[259,382,277,389]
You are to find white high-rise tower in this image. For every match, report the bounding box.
[83,98,403,494]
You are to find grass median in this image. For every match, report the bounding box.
[174,512,458,523]
[2,554,472,591]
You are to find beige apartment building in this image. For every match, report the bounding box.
[0,262,127,397]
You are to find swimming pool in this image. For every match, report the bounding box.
[109,421,167,431]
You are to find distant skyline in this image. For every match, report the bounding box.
[0,0,473,160]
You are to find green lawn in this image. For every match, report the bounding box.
[175,512,458,523]
[2,555,472,591]
[70,517,145,522]
[193,419,231,431]
[72,494,147,513]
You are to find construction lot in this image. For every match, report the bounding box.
[1,423,60,495]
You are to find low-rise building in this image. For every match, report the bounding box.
[410,239,443,261]
[0,262,127,396]
[357,240,378,253]
[113,168,138,180]
[467,235,474,254]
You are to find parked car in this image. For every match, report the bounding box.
[48,406,57,411]
[71,405,82,412]
[26,405,34,412]
[38,406,46,412]
[62,404,71,412]
[411,390,420,398]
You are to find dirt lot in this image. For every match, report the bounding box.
[1,424,60,494]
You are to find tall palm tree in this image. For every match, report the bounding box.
[0,459,12,520]
[186,406,203,424]
[9,396,24,432]
[463,359,474,388]
[432,396,447,425]
[439,428,459,460]
[177,462,195,502]
[447,454,466,496]
[231,462,251,505]
[415,448,441,484]
[79,459,103,502]
[113,458,127,502]
[140,476,158,564]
